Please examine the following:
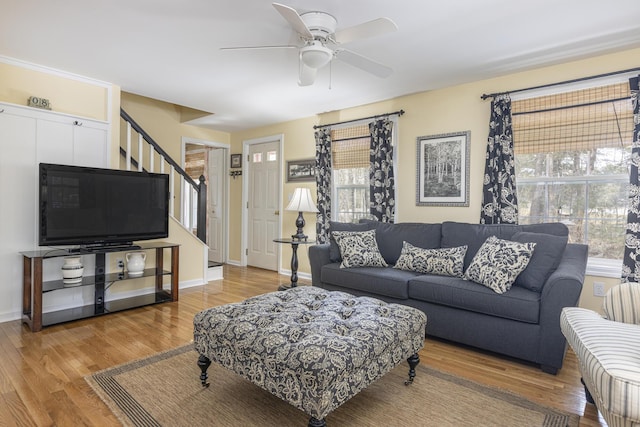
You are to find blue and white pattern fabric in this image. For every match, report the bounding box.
[369,118,395,223]
[480,94,519,224]
[394,242,467,278]
[332,229,388,268]
[193,287,427,422]
[315,128,332,244]
[622,75,640,283]
[464,236,535,294]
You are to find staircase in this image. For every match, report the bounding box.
[119,109,223,281]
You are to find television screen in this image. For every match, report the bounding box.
[39,163,169,248]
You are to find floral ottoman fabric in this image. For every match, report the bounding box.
[193,286,426,421]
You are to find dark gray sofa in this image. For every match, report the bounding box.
[309,221,588,374]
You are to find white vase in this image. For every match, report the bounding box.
[126,251,146,276]
[61,256,84,286]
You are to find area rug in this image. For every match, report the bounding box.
[86,344,579,427]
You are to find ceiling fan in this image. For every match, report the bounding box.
[222,3,398,86]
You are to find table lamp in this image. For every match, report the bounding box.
[286,187,318,241]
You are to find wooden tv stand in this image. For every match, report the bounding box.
[21,242,179,332]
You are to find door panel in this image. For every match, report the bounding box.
[247,141,280,270]
[208,148,224,262]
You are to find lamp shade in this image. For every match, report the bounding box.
[286,188,318,213]
[300,43,333,69]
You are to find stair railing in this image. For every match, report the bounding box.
[119,108,207,243]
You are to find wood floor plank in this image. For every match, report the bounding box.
[0,265,606,426]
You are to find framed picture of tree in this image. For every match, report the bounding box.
[416,131,470,206]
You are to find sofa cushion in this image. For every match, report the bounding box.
[512,232,568,292]
[332,229,388,268]
[441,221,568,270]
[371,222,442,264]
[321,263,418,299]
[408,275,541,323]
[394,242,467,278]
[328,221,378,262]
[463,236,535,294]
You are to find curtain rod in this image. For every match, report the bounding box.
[480,66,640,100]
[313,109,405,130]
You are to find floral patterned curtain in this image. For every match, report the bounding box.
[480,94,518,224]
[622,75,640,283]
[369,118,395,222]
[315,128,332,243]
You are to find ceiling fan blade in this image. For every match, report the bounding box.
[273,3,313,39]
[220,45,297,51]
[335,49,393,78]
[298,61,317,86]
[334,17,398,44]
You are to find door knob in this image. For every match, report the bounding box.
[275,210,280,215]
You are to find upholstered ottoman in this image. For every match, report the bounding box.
[193,286,427,426]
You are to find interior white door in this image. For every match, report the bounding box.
[247,141,280,270]
[207,148,225,263]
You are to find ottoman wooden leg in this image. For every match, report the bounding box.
[198,354,211,387]
[308,416,326,427]
[405,353,420,385]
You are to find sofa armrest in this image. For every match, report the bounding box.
[538,243,588,372]
[309,244,332,286]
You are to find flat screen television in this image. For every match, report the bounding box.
[39,163,170,249]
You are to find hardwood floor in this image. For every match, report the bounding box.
[0,265,606,426]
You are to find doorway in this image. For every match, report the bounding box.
[243,135,282,270]
[182,138,229,264]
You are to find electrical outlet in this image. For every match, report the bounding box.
[593,282,606,297]
[117,259,124,269]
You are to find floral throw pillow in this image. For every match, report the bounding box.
[464,235,536,294]
[394,242,467,278]
[332,229,388,268]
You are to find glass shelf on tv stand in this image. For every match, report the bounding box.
[41,267,172,292]
[20,242,180,332]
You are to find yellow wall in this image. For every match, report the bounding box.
[119,92,232,284]
[0,61,110,121]
[0,59,215,287]
[6,47,637,310]
[230,47,640,309]
[230,116,318,271]
[120,92,230,160]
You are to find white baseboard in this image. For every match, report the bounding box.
[278,269,311,282]
[207,265,224,281]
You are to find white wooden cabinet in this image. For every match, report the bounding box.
[0,102,110,322]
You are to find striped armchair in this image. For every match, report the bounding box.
[561,282,640,427]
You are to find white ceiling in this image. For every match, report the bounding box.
[2,0,640,132]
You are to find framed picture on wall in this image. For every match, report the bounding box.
[287,158,316,182]
[416,131,470,206]
[230,154,242,168]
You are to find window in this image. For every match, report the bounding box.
[331,124,371,223]
[513,81,634,268]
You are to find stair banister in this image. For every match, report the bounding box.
[120,108,207,243]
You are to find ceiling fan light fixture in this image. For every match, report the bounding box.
[300,43,333,69]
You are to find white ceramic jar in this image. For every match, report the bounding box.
[126,251,146,276]
[61,256,84,286]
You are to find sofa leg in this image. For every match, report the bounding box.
[308,416,326,427]
[405,353,420,385]
[197,354,211,387]
[581,377,595,404]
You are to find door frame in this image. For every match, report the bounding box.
[181,137,230,264]
[241,134,284,267]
